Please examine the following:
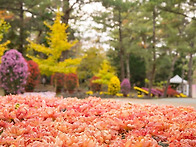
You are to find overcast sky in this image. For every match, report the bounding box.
[70,2,112,50]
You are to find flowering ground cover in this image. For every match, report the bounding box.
[0,96,196,146]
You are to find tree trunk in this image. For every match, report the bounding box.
[60,0,71,61]
[126,54,130,81]
[19,2,24,54]
[148,7,156,98]
[62,0,70,25]
[148,64,156,98]
[188,51,193,97]
[163,55,178,97]
[181,60,185,93]
[118,10,125,81]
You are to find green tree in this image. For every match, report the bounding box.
[0,0,54,54]
[129,54,146,87]
[157,1,196,97]
[138,0,162,98]
[99,0,195,98]
[77,47,105,85]
[93,0,134,81]
[160,14,187,97]
[27,12,81,76]
[131,0,191,97]
[158,0,196,21]
[185,20,196,97]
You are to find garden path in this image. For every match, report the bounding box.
[20,91,56,98]
[112,98,196,109]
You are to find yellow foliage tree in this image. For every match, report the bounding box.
[27,12,81,76]
[93,60,116,86]
[0,19,10,63]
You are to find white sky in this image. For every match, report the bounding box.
[70,2,112,50]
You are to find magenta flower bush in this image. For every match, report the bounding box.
[0,49,28,95]
[121,78,131,97]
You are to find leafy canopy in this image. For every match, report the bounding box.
[77,47,105,80]
[27,12,81,76]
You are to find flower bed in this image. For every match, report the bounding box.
[0,96,196,146]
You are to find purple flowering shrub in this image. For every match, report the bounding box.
[121,78,131,97]
[0,49,28,95]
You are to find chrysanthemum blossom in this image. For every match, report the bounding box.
[0,96,195,146]
[121,78,131,96]
[0,49,28,94]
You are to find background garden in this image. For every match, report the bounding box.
[0,0,195,98]
[0,1,196,146]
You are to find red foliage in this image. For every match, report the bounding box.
[64,73,78,91]
[158,86,179,97]
[51,73,66,91]
[90,76,102,92]
[166,87,179,96]
[25,60,40,92]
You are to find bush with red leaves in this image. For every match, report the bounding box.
[64,73,78,91]
[25,60,40,92]
[166,86,179,97]
[90,76,102,92]
[158,86,180,97]
[51,73,66,92]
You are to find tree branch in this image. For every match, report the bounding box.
[0,6,53,21]
[158,6,196,21]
